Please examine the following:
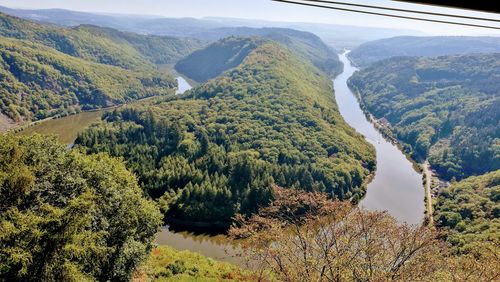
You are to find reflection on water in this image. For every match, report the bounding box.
[155,226,244,265]
[334,51,425,225]
[18,111,104,144]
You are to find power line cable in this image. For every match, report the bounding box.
[300,0,500,23]
[272,0,500,30]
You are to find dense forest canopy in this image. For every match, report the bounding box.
[434,170,500,253]
[175,37,266,82]
[186,27,343,77]
[76,40,375,227]
[349,53,500,180]
[176,29,342,83]
[349,36,500,67]
[0,37,176,122]
[0,12,211,124]
[0,12,205,71]
[0,134,162,281]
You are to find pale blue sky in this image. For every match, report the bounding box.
[1,0,499,35]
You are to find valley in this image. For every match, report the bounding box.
[0,3,498,281]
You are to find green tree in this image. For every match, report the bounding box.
[0,134,162,281]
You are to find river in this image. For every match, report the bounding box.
[15,64,425,264]
[176,76,192,94]
[335,51,425,225]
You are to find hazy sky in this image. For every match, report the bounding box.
[1,0,499,35]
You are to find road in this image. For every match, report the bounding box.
[423,160,434,226]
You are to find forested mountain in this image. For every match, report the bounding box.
[175,37,266,82]
[0,37,175,123]
[434,170,499,253]
[0,134,162,281]
[187,27,343,77]
[0,5,420,49]
[76,40,376,227]
[0,12,204,70]
[349,53,500,180]
[0,13,208,125]
[349,36,500,67]
[176,28,342,82]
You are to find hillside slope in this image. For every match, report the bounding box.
[434,170,499,253]
[349,53,500,180]
[188,27,342,77]
[0,12,204,70]
[175,37,266,82]
[177,32,341,83]
[349,36,500,67]
[76,40,375,227]
[0,37,175,122]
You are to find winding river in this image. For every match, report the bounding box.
[335,51,425,225]
[16,61,425,264]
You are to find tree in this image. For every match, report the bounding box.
[0,134,162,281]
[230,187,499,281]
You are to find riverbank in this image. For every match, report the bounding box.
[346,65,444,226]
[423,160,434,225]
[8,94,162,135]
[335,51,424,225]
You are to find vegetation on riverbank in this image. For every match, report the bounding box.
[0,37,176,123]
[0,12,208,125]
[134,246,255,281]
[434,170,499,253]
[230,188,499,281]
[75,39,376,228]
[349,53,500,181]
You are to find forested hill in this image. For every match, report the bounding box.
[434,169,499,253]
[176,28,342,82]
[0,12,206,126]
[349,53,500,180]
[188,27,343,77]
[349,36,500,67]
[0,12,204,70]
[175,37,266,82]
[0,37,175,123]
[76,40,376,227]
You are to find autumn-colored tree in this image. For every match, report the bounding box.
[230,187,499,281]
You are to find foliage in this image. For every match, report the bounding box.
[0,37,175,122]
[349,36,500,67]
[72,25,204,65]
[349,53,500,180]
[0,12,204,71]
[176,29,342,83]
[135,246,255,281]
[186,27,343,78]
[230,189,500,281]
[0,134,162,281]
[434,170,500,253]
[76,41,375,227]
[175,37,265,82]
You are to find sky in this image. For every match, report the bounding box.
[1,0,499,35]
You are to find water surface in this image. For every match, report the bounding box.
[176,76,192,94]
[334,51,425,225]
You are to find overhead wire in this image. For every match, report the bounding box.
[300,0,500,23]
[271,0,500,30]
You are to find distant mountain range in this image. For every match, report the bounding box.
[349,36,500,67]
[0,5,422,48]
